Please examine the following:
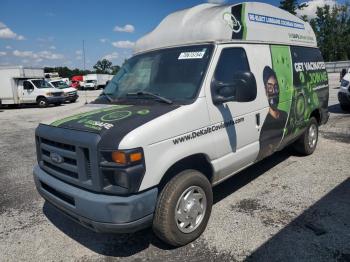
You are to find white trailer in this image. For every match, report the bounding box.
[0,66,65,107]
[83,74,113,90]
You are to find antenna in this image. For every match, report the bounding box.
[83,40,88,104]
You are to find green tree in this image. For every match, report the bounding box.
[93,59,113,74]
[111,65,120,75]
[310,4,350,61]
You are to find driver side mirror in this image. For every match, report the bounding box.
[212,71,257,105]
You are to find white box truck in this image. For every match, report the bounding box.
[83,74,113,90]
[0,66,65,107]
[34,2,329,246]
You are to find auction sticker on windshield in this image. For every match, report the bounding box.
[178,49,206,60]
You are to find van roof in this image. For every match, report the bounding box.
[134,2,317,54]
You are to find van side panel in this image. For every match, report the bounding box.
[282,46,329,146]
[256,45,329,161]
[255,45,293,161]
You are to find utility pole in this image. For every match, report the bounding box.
[82,40,87,104]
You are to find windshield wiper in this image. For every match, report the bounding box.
[126,91,173,104]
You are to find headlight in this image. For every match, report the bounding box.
[64,93,68,97]
[111,149,143,165]
[341,79,349,87]
[46,92,53,96]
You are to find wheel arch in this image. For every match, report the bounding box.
[310,108,321,124]
[36,95,47,102]
[158,153,214,192]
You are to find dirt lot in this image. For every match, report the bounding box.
[0,79,349,262]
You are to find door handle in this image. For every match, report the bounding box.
[256,113,260,127]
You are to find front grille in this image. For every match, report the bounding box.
[68,91,77,97]
[52,92,63,97]
[37,136,94,189]
[41,138,75,151]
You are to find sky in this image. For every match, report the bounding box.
[0,0,336,69]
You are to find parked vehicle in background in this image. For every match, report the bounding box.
[0,66,65,107]
[71,75,84,89]
[45,72,60,79]
[48,79,79,103]
[83,74,113,90]
[338,72,350,110]
[33,2,329,247]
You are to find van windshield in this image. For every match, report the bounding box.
[50,80,69,89]
[102,44,213,104]
[32,79,51,89]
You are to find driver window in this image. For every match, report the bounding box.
[214,48,250,83]
[23,81,34,90]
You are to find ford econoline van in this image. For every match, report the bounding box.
[33,2,329,246]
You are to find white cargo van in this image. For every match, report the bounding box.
[0,66,65,107]
[48,79,79,103]
[83,74,113,90]
[33,2,329,246]
[338,73,350,110]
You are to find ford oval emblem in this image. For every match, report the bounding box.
[50,152,64,164]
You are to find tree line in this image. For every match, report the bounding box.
[280,0,350,62]
[44,59,120,79]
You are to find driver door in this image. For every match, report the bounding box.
[205,44,270,183]
[19,80,36,103]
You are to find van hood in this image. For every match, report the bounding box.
[46,103,179,149]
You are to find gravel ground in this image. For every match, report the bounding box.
[0,79,349,262]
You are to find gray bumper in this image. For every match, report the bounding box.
[33,165,158,233]
[46,96,65,103]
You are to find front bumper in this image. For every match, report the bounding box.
[65,94,79,102]
[46,96,65,104]
[33,165,158,233]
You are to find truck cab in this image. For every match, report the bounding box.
[48,79,79,103]
[19,78,65,107]
[33,2,329,246]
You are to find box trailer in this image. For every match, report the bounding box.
[83,74,113,90]
[0,66,65,107]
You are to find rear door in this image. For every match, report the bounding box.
[205,44,271,183]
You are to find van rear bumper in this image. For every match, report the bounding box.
[33,165,158,233]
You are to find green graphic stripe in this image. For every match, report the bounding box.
[51,105,132,127]
[242,3,247,40]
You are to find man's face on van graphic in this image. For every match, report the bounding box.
[265,75,279,110]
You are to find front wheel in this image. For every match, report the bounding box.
[153,170,212,247]
[37,97,48,108]
[293,117,318,155]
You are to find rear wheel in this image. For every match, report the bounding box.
[153,170,212,247]
[293,117,318,155]
[37,97,48,108]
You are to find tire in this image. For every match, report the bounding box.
[71,99,77,103]
[153,170,212,247]
[293,117,318,155]
[37,97,48,108]
[340,103,350,111]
